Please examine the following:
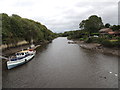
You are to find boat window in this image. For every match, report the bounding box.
[16,53,20,55]
[22,53,24,55]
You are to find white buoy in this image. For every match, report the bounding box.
[115,74,118,76]
[109,72,112,74]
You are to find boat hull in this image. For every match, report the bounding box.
[7,52,36,69]
[7,61,25,69]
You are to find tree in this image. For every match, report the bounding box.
[110,25,120,31]
[105,23,111,28]
[2,13,56,46]
[79,20,86,29]
[79,15,104,33]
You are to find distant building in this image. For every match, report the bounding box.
[99,28,120,36]
[99,28,113,34]
[108,31,120,36]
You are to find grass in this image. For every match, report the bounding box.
[109,39,118,42]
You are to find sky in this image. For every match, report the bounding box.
[0,0,119,33]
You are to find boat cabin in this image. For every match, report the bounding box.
[15,50,30,58]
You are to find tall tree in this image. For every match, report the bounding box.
[110,25,120,31]
[105,23,111,28]
[2,13,56,46]
[79,15,104,33]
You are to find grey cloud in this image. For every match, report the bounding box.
[15,1,119,33]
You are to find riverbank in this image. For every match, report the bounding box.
[72,40,120,57]
[2,40,50,69]
[3,37,118,88]
[2,40,50,56]
[0,40,29,50]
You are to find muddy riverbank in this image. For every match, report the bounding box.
[71,40,120,57]
[2,41,50,70]
[2,44,30,56]
[2,40,51,56]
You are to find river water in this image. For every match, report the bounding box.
[2,37,118,88]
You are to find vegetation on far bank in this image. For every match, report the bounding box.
[1,13,58,48]
[60,15,120,47]
[1,13,120,48]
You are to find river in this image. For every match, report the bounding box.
[2,37,118,88]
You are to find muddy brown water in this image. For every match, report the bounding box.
[2,37,119,88]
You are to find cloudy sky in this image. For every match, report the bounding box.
[0,0,119,32]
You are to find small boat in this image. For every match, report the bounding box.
[7,48,36,69]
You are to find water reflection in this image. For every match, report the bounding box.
[3,37,118,88]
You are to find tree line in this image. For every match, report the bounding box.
[61,15,120,39]
[59,15,120,47]
[1,13,57,47]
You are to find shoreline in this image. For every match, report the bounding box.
[2,42,47,69]
[72,40,120,57]
[2,44,30,56]
[2,40,50,56]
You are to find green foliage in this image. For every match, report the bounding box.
[91,33,99,36]
[115,37,120,41]
[61,14,119,48]
[85,38,92,43]
[85,36,106,44]
[67,36,72,40]
[2,13,55,46]
[62,30,89,40]
[79,38,84,41]
[105,23,111,28]
[101,40,120,47]
[110,25,120,31]
[84,36,120,47]
[79,15,104,33]
[102,40,111,47]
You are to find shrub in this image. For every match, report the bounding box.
[102,40,111,47]
[67,36,72,40]
[96,37,106,43]
[85,38,92,43]
[102,40,120,47]
[107,34,113,39]
[115,37,120,41]
[79,38,84,41]
[85,37,105,43]
[91,33,100,36]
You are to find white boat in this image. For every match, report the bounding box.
[7,49,36,69]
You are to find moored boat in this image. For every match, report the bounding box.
[7,49,36,69]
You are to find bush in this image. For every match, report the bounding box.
[96,37,106,43]
[85,37,105,43]
[102,40,120,47]
[101,40,111,47]
[115,37,120,41]
[67,36,72,40]
[91,33,100,36]
[79,38,84,41]
[107,34,113,39]
[85,38,92,43]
